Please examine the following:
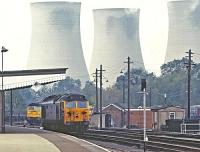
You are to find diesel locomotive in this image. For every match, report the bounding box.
[26,93,91,132]
[26,102,42,126]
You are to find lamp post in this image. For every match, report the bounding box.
[121,73,126,127]
[1,46,8,133]
[141,79,147,152]
[10,90,13,126]
[120,70,125,104]
[95,68,99,113]
[164,93,167,106]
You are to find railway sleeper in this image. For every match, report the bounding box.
[149,137,200,148]
[79,133,142,148]
[147,145,184,152]
[147,141,200,152]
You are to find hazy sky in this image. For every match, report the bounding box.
[0,0,169,75]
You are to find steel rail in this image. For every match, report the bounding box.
[68,129,200,152]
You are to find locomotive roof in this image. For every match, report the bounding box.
[40,93,87,104]
[27,102,41,106]
[60,94,87,101]
[43,94,62,102]
[40,94,62,104]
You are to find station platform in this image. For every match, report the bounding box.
[1,126,110,152]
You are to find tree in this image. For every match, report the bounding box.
[82,81,96,105]
[160,58,188,76]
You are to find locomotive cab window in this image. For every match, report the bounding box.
[77,101,87,108]
[66,101,76,108]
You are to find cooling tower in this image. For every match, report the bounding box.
[27,2,89,85]
[90,8,144,84]
[165,0,200,63]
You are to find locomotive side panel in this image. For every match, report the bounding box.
[44,104,57,120]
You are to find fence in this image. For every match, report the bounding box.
[181,123,200,134]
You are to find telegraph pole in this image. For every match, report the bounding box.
[124,57,133,129]
[185,49,194,119]
[95,68,99,113]
[99,65,105,129]
[93,69,100,113]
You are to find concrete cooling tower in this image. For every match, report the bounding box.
[165,0,200,63]
[90,8,144,85]
[27,2,89,85]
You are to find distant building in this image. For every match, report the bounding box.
[129,107,153,129]
[27,2,89,85]
[103,103,126,128]
[90,113,112,128]
[90,8,144,85]
[165,0,200,63]
[103,103,153,129]
[102,103,185,130]
[151,105,185,130]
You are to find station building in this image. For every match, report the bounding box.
[102,103,185,130]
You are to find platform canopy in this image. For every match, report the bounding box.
[0,68,68,91]
[0,68,67,77]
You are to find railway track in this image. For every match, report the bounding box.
[68,129,200,152]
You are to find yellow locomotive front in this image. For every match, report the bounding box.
[26,103,42,125]
[63,94,90,128]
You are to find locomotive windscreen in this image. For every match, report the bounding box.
[61,94,87,101]
[66,101,76,108]
[77,101,87,108]
[27,106,42,118]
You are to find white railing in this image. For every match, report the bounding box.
[181,123,200,134]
